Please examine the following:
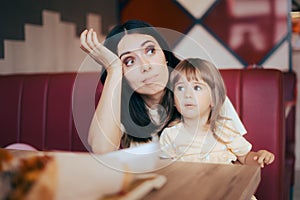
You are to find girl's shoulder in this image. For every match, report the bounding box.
[161,122,183,138]
[160,122,183,142]
[215,119,241,143]
[163,121,183,132]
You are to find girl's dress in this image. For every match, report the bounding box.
[129,96,246,148]
[159,120,251,163]
[160,120,257,200]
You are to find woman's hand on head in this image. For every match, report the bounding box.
[80,29,122,71]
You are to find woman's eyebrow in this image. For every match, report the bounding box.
[119,40,155,59]
[141,40,154,47]
[119,51,130,59]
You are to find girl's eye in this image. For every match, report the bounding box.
[176,85,185,92]
[123,57,135,67]
[194,85,202,91]
[145,46,156,56]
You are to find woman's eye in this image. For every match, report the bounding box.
[194,85,202,91]
[145,46,156,56]
[123,57,135,67]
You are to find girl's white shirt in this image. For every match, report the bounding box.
[122,96,246,148]
[159,121,252,164]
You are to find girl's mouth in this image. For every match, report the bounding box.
[184,103,195,107]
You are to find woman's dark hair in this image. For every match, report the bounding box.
[101,20,180,147]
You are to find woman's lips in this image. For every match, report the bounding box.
[143,74,158,84]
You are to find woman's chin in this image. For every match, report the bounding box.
[137,84,166,96]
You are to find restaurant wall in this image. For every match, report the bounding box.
[0,0,118,74]
[0,0,291,73]
[120,0,291,70]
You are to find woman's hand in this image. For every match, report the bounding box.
[80,29,122,71]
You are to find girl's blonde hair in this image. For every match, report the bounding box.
[170,58,226,132]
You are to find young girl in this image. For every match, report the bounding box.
[160,58,275,168]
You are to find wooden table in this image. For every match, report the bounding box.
[144,161,260,200]
[2,148,260,200]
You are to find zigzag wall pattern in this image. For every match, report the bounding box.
[0,0,117,58]
[120,0,291,70]
[0,0,291,73]
[0,10,109,74]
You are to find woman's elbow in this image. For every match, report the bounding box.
[91,142,119,154]
[88,134,119,154]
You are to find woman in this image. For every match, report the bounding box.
[80,20,246,154]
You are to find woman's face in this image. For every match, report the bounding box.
[117,33,168,97]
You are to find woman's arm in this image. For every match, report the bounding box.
[80,29,123,154]
[237,150,275,168]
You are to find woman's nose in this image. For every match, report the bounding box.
[139,56,151,72]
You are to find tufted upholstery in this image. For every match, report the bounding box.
[221,69,285,200]
[0,69,295,200]
[283,71,297,199]
[0,72,103,152]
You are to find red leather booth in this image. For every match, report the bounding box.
[283,71,297,199]
[0,69,296,200]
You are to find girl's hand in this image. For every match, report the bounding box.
[253,150,275,168]
[80,29,122,71]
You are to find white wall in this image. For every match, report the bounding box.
[0,10,106,74]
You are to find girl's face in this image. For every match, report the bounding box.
[174,75,212,121]
[117,34,168,97]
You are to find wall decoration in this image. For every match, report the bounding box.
[120,0,291,70]
[0,0,117,74]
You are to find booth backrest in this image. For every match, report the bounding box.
[283,71,297,199]
[0,69,292,200]
[0,72,103,152]
[220,69,285,200]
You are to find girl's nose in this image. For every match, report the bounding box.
[184,87,193,98]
